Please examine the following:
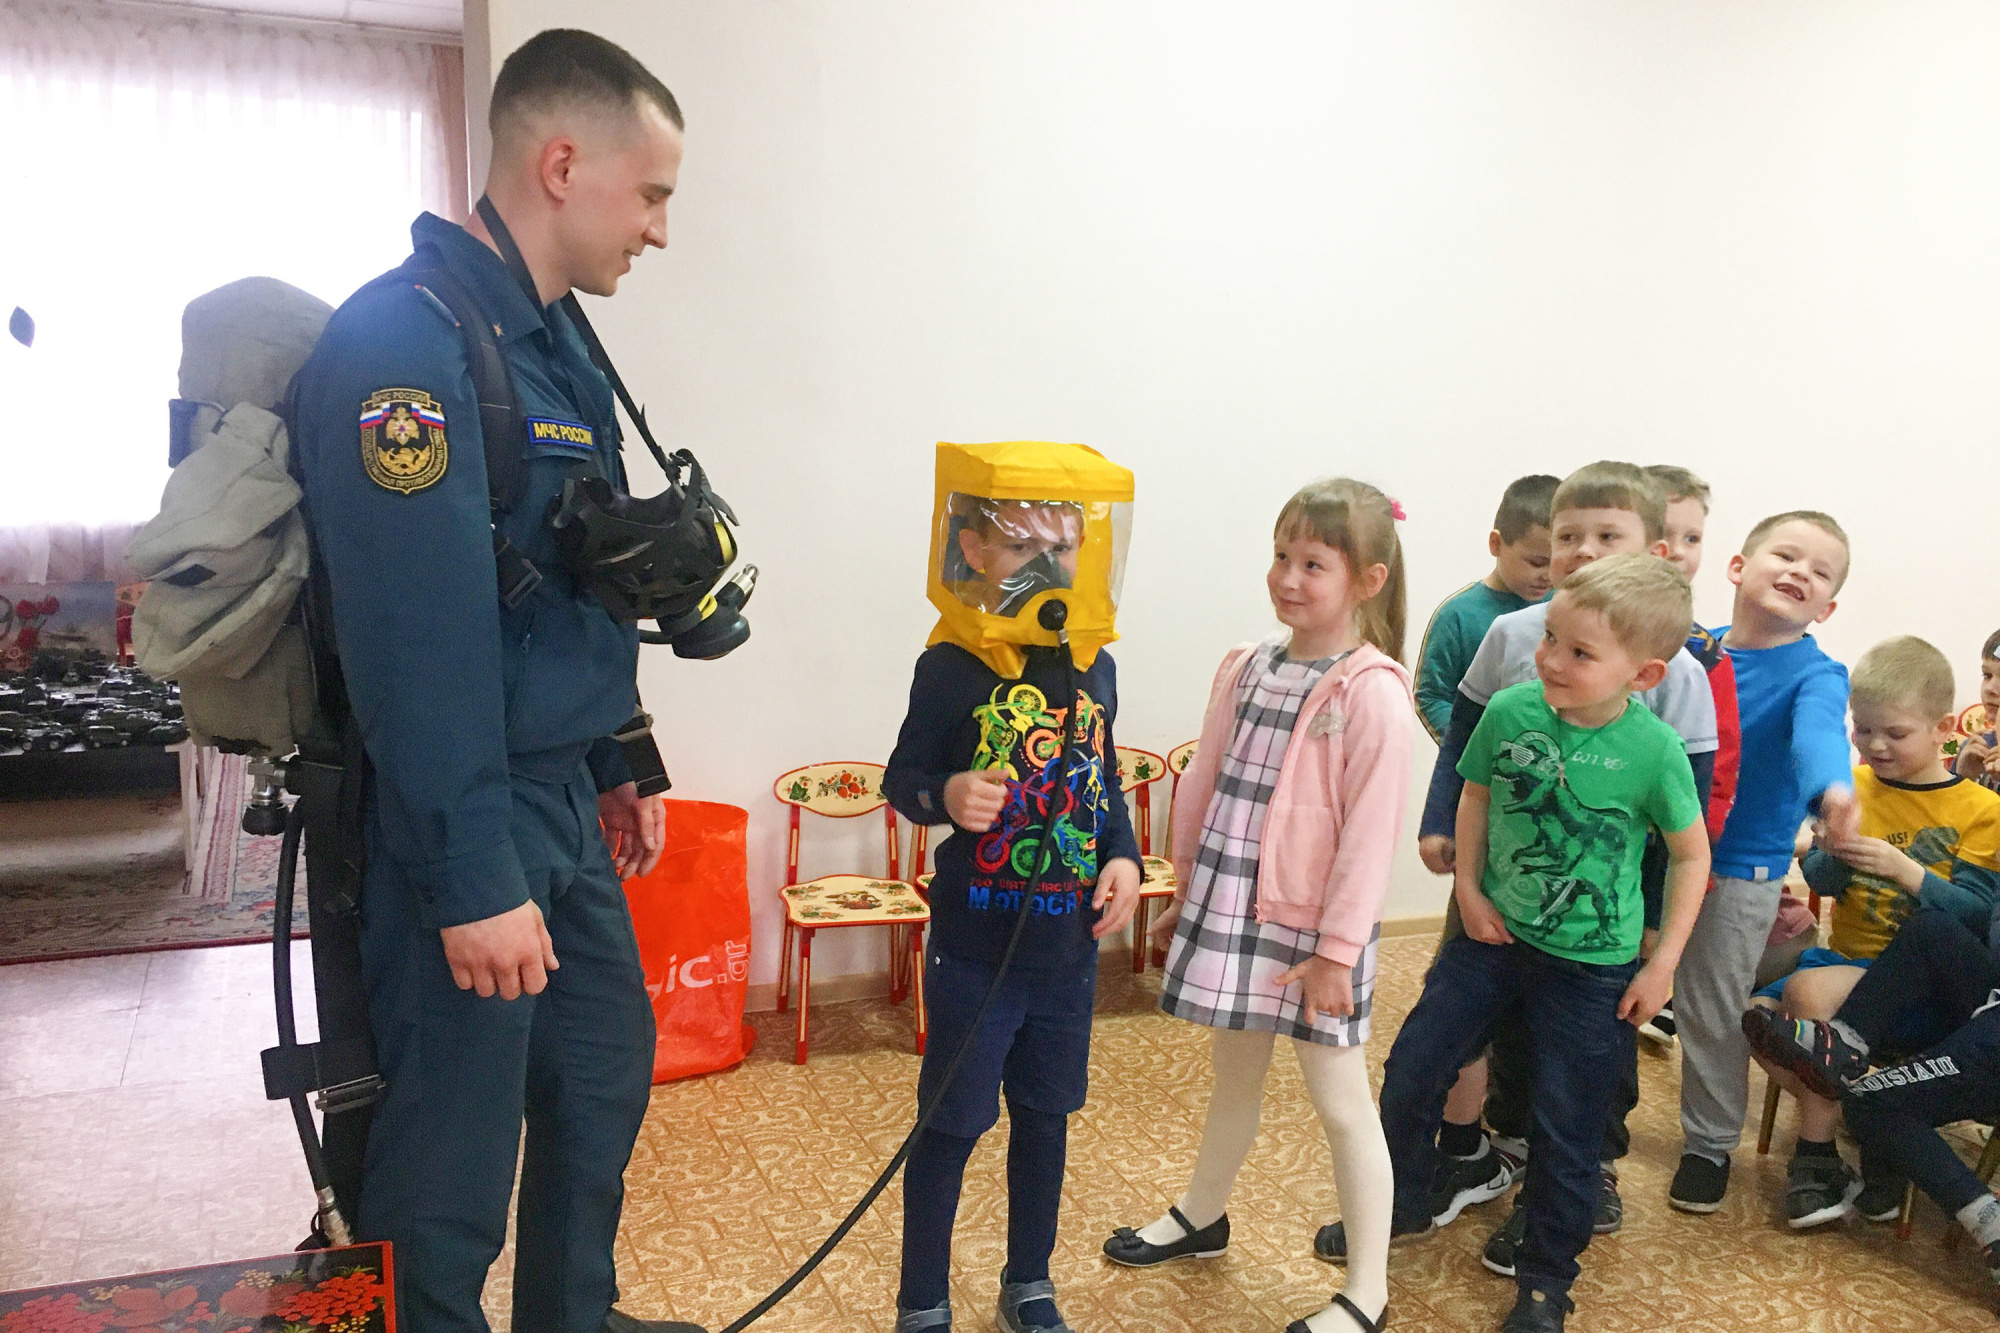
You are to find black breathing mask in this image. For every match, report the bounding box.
[475,197,755,659]
[992,549,1073,617]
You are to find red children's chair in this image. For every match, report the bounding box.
[1116,746,1176,973]
[773,762,930,1065]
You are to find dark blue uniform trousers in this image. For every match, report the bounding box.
[357,767,655,1333]
[1381,934,1638,1299]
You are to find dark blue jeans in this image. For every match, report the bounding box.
[1382,934,1639,1298]
[1839,908,2000,1217]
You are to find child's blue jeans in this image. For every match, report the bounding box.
[1381,933,1639,1299]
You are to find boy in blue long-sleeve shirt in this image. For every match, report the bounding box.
[1667,510,1863,1213]
[884,511,1143,1332]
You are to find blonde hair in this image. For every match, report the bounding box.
[1740,509,1851,592]
[1556,553,1692,664]
[1551,462,1667,543]
[1274,478,1407,663]
[1851,636,1954,721]
[1645,464,1711,511]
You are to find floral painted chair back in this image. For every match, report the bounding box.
[772,761,903,886]
[1115,746,1167,855]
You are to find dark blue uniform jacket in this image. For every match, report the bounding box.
[293,212,640,930]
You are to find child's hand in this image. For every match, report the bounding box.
[1147,897,1183,949]
[1817,784,1860,846]
[943,770,1009,831]
[1957,738,1989,779]
[1418,835,1456,876]
[1618,958,1674,1026]
[1090,857,1142,939]
[1827,833,1924,890]
[1455,881,1515,946]
[1274,954,1355,1021]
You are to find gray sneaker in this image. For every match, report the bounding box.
[894,1303,952,1332]
[997,1275,1071,1333]
[1854,1176,1907,1224]
[1784,1155,1861,1229]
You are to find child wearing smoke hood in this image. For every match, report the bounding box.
[885,447,1143,1333]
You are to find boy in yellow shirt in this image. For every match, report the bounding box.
[1742,636,2000,1227]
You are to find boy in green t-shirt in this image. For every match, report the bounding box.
[1414,474,1560,739]
[1375,554,1711,1333]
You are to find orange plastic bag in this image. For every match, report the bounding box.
[621,799,757,1083]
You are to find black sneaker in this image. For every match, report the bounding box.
[1784,1155,1860,1229]
[1313,1210,1432,1265]
[1482,1192,1528,1277]
[1102,1206,1229,1267]
[1855,1177,1907,1224]
[1668,1153,1731,1213]
[1593,1169,1623,1235]
[1500,1287,1573,1333]
[1429,1142,1514,1227]
[1637,1004,1677,1048]
[1741,1006,1868,1099]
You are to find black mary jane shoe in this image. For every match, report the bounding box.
[1286,1292,1388,1333]
[1102,1204,1230,1267]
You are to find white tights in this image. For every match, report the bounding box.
[1136,1027,1392,1329]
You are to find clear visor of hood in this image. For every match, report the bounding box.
[940,494,1128,619]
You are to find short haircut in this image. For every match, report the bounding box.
[490,29,683,153]
[1983,627,2000,661]
[1645,464,1711,511]
[1850,636,1955,721]
[1556,553,1692,664]
[1494,474,1560,545]
[1550,461,1667,543]
[1740,510,1851,591]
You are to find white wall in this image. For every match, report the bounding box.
[469,1,2000,989]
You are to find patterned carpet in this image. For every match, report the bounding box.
[473,933,1998,1332]
[0,764,306,965]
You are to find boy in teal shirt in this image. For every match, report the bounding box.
[1374,554,1711,1333]
[1415,474,1559,738]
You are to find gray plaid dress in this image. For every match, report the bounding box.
[1159,639,1381,1046]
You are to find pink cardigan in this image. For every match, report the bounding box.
[1170,640,1415,966]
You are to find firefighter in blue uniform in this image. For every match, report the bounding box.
[291,30,698,1333]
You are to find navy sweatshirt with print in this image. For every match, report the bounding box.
[885,643,1142,972]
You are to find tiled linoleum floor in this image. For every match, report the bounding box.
[2,934,1995,1331]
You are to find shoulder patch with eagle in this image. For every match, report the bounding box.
[359,388,448,493]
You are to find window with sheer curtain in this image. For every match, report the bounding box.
[0,0,466,539]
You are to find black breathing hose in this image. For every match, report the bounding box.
[269,799,352,1244]
[710,600,1082,1333]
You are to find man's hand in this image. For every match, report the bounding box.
[1147,897,1184,950]
[1274,954,1354,1022]
[1817,784,1861,845]
[1419,834,1456,876]
[440,900,559,1000]
[944,770,1009,832]
[1091,856,1142,939]
[1618,958,1674,1026]
[1827,833,1924,890]
[599,783,665,879]
[1456,881,1515,946]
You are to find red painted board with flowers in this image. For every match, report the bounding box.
[0,1244,393,1333]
